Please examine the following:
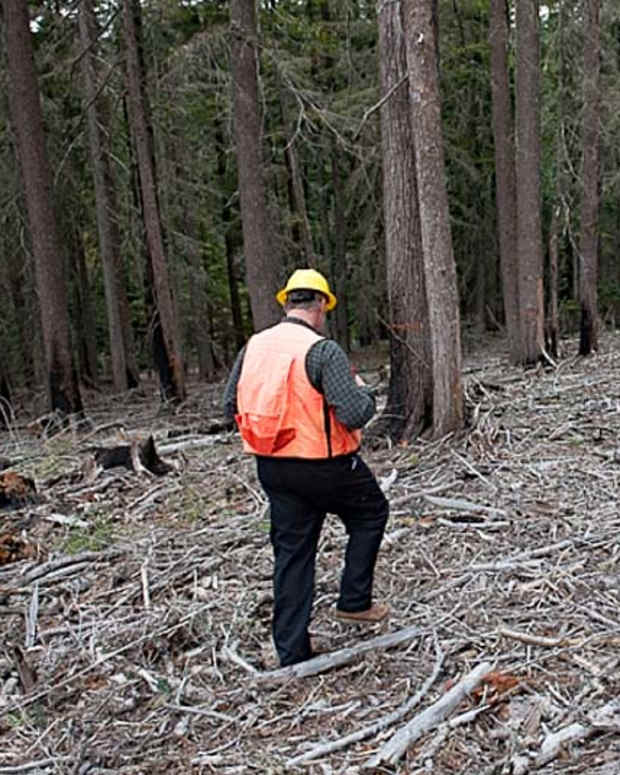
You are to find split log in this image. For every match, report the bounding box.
[253,625,423,685]
[93,435,172,475]
[365,661,492,767]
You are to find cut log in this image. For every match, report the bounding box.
[93,435,172,475]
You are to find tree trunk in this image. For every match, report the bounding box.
[403,0,463,438]
[489,0,520,363]
[122,0,185,402]
[377,0,432,442]
[215,125,246,354]
[285,139,315,268]
[72,228,98,383]
[515,0,545,365]
[547,204,560,359]
[79,0,139,391]
[3,0,83,417]
[230,0,281,331]
[329,149,350,351]
[579,0,600,355]
[186,233,216,380]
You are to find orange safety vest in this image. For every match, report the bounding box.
[235,322,361,458]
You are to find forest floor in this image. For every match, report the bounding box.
[0,331,619,775]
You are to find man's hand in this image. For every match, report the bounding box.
[354,373,366,388]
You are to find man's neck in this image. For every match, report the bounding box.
[285,310,323,333]
[286,308,316,325]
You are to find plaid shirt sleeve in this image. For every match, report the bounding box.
[306,340,376,429]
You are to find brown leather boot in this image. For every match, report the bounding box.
[334,602,390,623]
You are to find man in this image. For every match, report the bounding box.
[223,268,389,667]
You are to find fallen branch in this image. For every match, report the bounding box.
[511,722,592,775]
[498,627,567,648]
[20,548,124,586]
[424,493,505,516]
[286,634,444,766]
[0,759,72,774]
[254,625,423,685]
[365,660,492,767]
[489,698,620,775]
[468,537,579,571]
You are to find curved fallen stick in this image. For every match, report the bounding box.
[365,660,492,767]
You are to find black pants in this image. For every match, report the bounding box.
[257,453,389,666]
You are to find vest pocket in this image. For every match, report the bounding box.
[236,353,297,454]
[235,418,296,454]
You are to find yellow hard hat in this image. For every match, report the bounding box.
[276,268,337,311]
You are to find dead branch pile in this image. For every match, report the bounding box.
[0,333,619,774]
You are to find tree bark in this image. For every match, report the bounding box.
[489,0,520,363]
[230,0,281,331]
[285,139,315,268]
[515,0,545,365]
[329,149,350,351]
[377,0,432,442]
[79,0,139,391]
[547,205,560,359]
[215,124,246,355]
[186,233,216,380]
[122,0,185,401]
[72,228,98,383]
[3,0,83,417]
[579,0,600,355]
[403,0,463,438]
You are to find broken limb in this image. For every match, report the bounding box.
[254,625,423,685]
[365,660,492,767]
[286,634,444,766]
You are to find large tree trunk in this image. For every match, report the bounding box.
[579,0,600,355]
[79,0,139,391]
[515,0,545,365]
[377,0,432,442]
[230,0,281,331]
[489,0,520,363]
[403,0,463,438]
[3,0,83,417]
[122,0,185,401]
